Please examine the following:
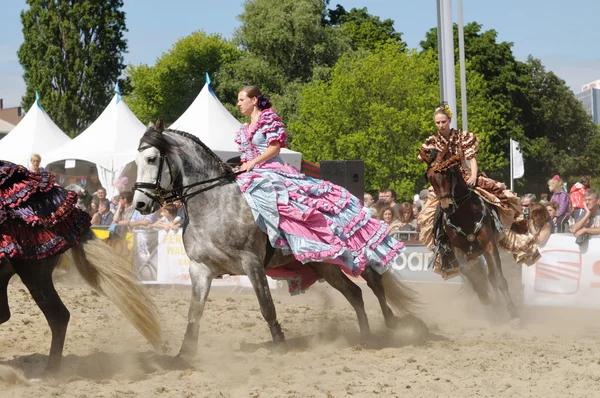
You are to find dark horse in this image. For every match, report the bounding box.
[0,230,162,377]
[420,146,518,319]
[133,123,422,358]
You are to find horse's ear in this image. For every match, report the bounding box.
[419,147,430,164]
[155,117,165,133]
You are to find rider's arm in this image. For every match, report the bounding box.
[469,157,478,177]
[241,142,281,171]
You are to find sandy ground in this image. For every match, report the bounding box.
[2,259,600,398]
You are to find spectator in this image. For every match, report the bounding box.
[363,192,375,208]
[110,194,120,213]
[572,189,600,239]
[378,205,402,234]
[371,199,388,219]
[29,153,45,173]
[548,176,571,232]
[570,175,591,222]
[379,189,399,210]
[412,203,421,220]
[539,193,549,205]
[521,193,537,220]
[85,167,104,196]
[546,202,559,231]
[95,187,107,201]
[91,199,114,226]
[88,198,99,218]
[419,189,429,206]
[395,202,418,240]
[150,204,180,231]
[111,191,136,237]
[528,203,553,246]
[173,199,187,229]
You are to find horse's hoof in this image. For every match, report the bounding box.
[385,316,402,330]
[509,317,525,330]
[271,341,288,354]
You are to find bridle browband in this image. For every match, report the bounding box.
[133,137,243,206]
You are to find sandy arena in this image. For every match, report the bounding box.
[1,259,600,398]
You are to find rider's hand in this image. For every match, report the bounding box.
[466,175,477,187]
[239,161,256,172]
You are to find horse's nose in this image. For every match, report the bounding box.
[135,201,146,210]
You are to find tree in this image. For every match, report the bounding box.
[290,44,439,200]
[236,0,350,82]
[326,5,406,51]
[18,0,127,135]
[125,31,240,124]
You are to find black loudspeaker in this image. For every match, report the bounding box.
[319,160,364,199]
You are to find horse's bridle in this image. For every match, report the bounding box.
[429,152,485,253]
[132,148,242,206]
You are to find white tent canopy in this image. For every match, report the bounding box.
[43,94,146,197]
[0,100,71,167]
[169,83,302,170]
[0,119,15,134]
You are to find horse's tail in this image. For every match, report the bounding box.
[70,230,162,349]
[381,267,420,314]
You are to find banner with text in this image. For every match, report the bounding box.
[523,234,600,309]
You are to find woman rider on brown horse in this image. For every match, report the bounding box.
[417,104,540,279]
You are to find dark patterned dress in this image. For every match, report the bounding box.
[0,161,91,261]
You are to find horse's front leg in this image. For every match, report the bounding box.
[178,260,215,358]
[0,260,16,324]
[483,243,518,320]
[242,255,286,346]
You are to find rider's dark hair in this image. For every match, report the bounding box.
[241,86,272,110]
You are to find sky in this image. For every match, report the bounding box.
[0,0,598,109]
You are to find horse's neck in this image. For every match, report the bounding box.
[174,139,225,186]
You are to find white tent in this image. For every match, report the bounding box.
[169,83,302,170]
[0,100,71,167]
[43,94,146,197]
[0,119,15,135]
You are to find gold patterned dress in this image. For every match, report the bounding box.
[417,129,539,278]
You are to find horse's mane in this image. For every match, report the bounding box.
[427,149,441,168]
[139,126,234,175]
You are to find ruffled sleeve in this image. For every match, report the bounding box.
[417,135,437,162]
[459,130,478,160]
[234,124,247,162]
[255,109,288,148]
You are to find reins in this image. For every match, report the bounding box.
[133,130,244,206]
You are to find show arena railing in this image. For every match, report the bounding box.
[83,227,600,309]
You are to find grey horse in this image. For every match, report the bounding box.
[133,123,420,357]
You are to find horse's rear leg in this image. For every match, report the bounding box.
[243,258,285,345]
[12,256,68,376]
[361,266,398,329]
[311,263,371,341]
[483,244,518,319]
[179,261,215,358]
[0,260,16,324]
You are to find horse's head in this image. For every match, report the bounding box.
[133,119,181,214]
[421,147,463,215]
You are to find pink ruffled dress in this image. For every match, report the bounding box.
[235,109,404,292]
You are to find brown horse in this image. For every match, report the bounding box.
[420,147,518,319]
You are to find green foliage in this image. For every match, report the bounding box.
[327,5,406,51]
[18,0,127,135]
[236,0,350,82]
[125,31,240,124]
[290,45,438,200]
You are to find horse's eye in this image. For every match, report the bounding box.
[147,157,157,163]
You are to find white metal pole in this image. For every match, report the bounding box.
[439,0,457,129]
[436,0,445,101]
[510,140,514,191]
[457,0,468,132]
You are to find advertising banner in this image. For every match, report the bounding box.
[523,234,600,309]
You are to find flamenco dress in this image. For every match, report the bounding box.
[0,161,90,261]
[234,109,404,293]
